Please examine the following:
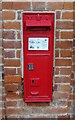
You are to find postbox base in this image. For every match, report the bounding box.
[24,98,52,102]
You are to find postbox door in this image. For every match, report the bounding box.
[25,55,51,98]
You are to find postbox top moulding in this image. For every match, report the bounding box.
[23,12,54,27]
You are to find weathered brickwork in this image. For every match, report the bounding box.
[0,1,5,119]
[2,1,74,119]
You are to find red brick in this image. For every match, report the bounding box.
[3,31,15,39]
[0,57,2,64]
[6,93,22,99]
[13,2,30,10]
[60,50,72,57]
[0,95,2,101]
[55,50,59,57]
[73,49,75,55]
[4,75,22,83]
[27,102,49,106]
[63,2,73,10]
[0,30,2,38]
[55,59,72,66]
[0,101,2,108]
[2,11,15,20]
[44,107,67,114]
[2,109,5,116]
[0,48,2,55]
[56,31,60,39]
[56,21,73,29]
[55,68,59,74]
[4,68,16,75]
[5,84,18,91]
[58,115,70,119]
[6,108,30,115]
[4,59,20,67]
[61,31,73,39]
[54,92,69,99]
[62,12,73,19]
[72,115,75,119]
[71,80,75,86]
[54,77,71,83]
[73,56,75,63]
[67,101,72,107]
[73,88,75,93]
[2,2,13,9]
[0,22,2,29]
[73,65,75,71]
[2,2,30,10]
[47,2,64,10]
[6,101,17,107]
[0,110,2,117]
[0,41,2,48]
[3,41,21,48]
[4,50,15,58]
[69,94,75,100]
[56,41,72,49]
[71,73,74,79]
[0,81,2,87]
[17,68,22,75]
[4,116,17,118]
[32,2,45,10]
[74,21,75,30]
[53,84,57,91]
[60,68,72,75]
[6,108,21,115]
[16,50,21,58]
[0,12,2,20]
[0,2,2,10]
[56,11,61,19]
[73,40,75,47]
[3,22,20,29]
[18,84,22,91]
[59,85,71,92]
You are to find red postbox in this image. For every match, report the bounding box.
[23,13,54,102]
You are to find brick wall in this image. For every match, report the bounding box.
[2,1,74,119]
[0,1,4,119]
[73,3,75,118]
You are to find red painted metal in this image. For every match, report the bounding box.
[23,13,54,102]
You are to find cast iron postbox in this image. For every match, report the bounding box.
[23,13,54,102]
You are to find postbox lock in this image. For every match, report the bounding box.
[28,64,34,70]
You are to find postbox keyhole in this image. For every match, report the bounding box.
[32,80,34,83]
